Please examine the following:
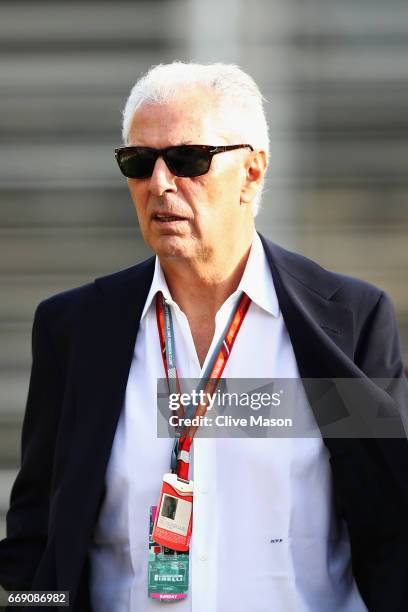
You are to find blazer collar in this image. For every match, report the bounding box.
[91,233,357,378]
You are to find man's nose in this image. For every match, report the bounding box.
[148,156,177,196]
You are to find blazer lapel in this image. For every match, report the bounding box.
[260,233,355,378]
[55,257,155,596]
[259,234,403,455]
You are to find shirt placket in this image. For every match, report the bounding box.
[171,299,239,612]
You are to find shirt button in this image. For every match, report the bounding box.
[199,554,208,562]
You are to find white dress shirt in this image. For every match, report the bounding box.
[89,232,367,612]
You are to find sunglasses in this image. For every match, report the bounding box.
[114,144,254,179]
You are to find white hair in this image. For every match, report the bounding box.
[121,62,269,215]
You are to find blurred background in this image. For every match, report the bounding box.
[0,0,407,538]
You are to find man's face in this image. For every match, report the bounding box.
[126,89,259,265]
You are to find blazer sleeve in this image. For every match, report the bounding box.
[348,291,408,611]
[355,290,406,379]
[0,301,65,591]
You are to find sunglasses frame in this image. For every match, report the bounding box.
[114,144,254,178]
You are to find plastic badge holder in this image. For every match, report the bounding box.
[152,473,194,552]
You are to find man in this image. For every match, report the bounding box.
[0,62,407,612]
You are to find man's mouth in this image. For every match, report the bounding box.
[154,214,187,222]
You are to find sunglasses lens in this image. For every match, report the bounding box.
[166,146,210,177]
[117,149,157,178]
[116,146,214,178]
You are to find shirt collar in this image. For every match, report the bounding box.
[140,256,174,321]
[235,231,280,318]
[141,231,280,321]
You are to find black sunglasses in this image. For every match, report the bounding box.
[114,144,254,179]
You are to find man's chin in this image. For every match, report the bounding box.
[153,235,193,261]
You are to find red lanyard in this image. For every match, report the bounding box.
[156,291,251,480]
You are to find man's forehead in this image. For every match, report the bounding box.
[128,95,231,146]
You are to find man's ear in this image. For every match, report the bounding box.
[240,150,268,204]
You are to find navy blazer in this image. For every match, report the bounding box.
[0,234,407,611]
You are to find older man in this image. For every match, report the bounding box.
[0,63,407,612]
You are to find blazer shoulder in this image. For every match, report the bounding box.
[260,233,384,309]
[35,256,155,331]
